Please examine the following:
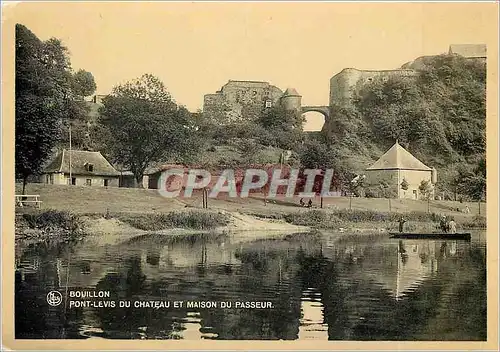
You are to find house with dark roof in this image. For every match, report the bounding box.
[365,141,437,199]
[42,150,120,187]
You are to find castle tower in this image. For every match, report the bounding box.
[280,88,302,111]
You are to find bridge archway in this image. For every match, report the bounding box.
[303,111,326,132]
[301,105,329,132]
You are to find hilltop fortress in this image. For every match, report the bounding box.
[203,80,302,122]
[202,44,486,125]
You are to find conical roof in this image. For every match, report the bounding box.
[367,141,431,171]
[283,87,301,97]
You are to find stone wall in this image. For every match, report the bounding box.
[329,68,418,106]
[364,169,433,200]
[203,80,283,122]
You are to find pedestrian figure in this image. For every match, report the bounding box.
[398,216,406,233]
[464,205,470,214]
[439,215,449,233]
[299,198,305,207]
[308,199,313,208]
[448,218,457,234]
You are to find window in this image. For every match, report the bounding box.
[86,179,92,186]
[85,163,94,172]
[265,100,272,108]
[104,179,109,187]
[71,177,76,185]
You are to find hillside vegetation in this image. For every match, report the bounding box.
[323,54,486,199]
[16,22,485,202]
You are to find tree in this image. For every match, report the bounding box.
[15,24,77,193]
[355,54,485,167]
[257,105,305,150]
[98,74,197,187]
[72,69,97,97]
[298,139,336,170]
[401,178,409,191]
[419,180,434,199]
[379,181,394,212]
[454,157,486,201]
[419,179,434,212]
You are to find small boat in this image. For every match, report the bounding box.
[389,232,471,241]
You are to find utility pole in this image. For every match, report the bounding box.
[69,123,72,185]
[202,188,208,209]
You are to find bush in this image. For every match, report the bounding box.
[335,209,440,223]
[463,215,486,229]
[284,210,341,228]
[21,210,84,233]
[283,209,440,225]
[115,210,231,231]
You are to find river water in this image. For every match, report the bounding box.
[15,231,486,340]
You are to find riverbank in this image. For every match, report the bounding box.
[14,183,485,244]
[15,206,485,245]
[14,208,311,243]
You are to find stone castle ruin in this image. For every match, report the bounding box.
[202,44,486,127]
[203,80,302,122]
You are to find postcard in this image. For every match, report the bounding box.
[2,1,498,350]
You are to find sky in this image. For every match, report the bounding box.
[4,2,497,130]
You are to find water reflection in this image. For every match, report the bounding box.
[15,232,486,340]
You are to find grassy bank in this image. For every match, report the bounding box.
[280,209,486,231]
[15,209,86,242]
[14,184,486,239]
[17,183,485,219]
[15,207,485,245]
[15,208,232,242]
[108,210,231,231]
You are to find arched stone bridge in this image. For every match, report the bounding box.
[301,105,330,120]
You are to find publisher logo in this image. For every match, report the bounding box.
[47,291,63,306]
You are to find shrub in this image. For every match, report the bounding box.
[364,188,379,198]
[114,210,231,231]
[22,209,84,233]
[282,209,440,225]
[284,210,341,228]
[463,215,486,229]
[329,209,440,223]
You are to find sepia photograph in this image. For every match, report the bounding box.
[1,1,498,350]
